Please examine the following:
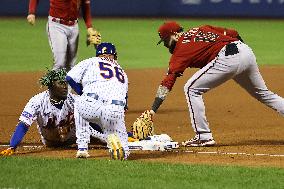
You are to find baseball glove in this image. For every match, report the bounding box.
[131,110,154,140]
[86,28,101,46]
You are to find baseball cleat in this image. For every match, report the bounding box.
[182,137,216,147]
[107,134,125,160]
[76,148,90,158]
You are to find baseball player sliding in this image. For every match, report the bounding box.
[141,21,284,147]
[27,0,101,71]
[66,42,129,160]
[0,69,105,156]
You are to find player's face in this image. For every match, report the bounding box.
[163,35,177,54]
[50,80,68,99]
[98,54,116,60]
[163,37,171,49]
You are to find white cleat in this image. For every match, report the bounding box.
[76,149,90,158]
[107,134,126,160]
[182,136,216,147]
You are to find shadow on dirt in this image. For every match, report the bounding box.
[221,140,284,146]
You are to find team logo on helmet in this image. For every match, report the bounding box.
[102,47,108,54]
[96,42,117,57]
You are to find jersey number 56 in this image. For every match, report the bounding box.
[99,62,125,83]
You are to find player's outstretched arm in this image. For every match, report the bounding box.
[151,85,170,113]
[0,122,29,156]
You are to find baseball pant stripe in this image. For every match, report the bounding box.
[186,57,219,136]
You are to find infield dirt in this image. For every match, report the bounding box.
[0,67,283,167]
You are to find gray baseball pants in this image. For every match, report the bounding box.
[184,41,284,140]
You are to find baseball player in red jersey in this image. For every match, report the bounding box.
[27,0,101,71]
[145,21,284,147]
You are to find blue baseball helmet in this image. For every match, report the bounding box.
[96,42,117,58]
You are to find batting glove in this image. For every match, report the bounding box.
[27,14,35,25]
[0,147,15,156]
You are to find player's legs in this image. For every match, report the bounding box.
[74,106,90,150]
[74,95,103,149]
[100,105,129,159]
[89,124,107,143]
[46,17,68,70]
[66,24,79,71]
[233,43,284,115]
[184,47,241,141]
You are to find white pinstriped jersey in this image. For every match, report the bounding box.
[19,91,76,144]
[67,57,128,102]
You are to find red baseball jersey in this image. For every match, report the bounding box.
[28,0,92,28]
[161,25,239,90]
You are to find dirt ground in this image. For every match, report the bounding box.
[0,67,283,167]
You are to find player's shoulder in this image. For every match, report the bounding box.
[25,90,48,108]
[75,57,101,68]
[30,90,49,101]
[80,57,100,64]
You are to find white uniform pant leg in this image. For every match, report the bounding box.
[100,105,129,156]
[75,96,107,148]
[89,126,107,143]
[46,17,68,70]
[46,17,79,71]
[184,47,241,140]
[65,24,79,71]
[74,106,90,149]
[233,43,284,115]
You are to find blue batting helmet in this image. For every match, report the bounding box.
[96,42,117,57]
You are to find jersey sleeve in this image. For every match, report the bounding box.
[19,95,41,126]
[28,0,39,14]
[81,0,93,28]
[160,73,178,91]
[67,61,88,84]
[160,53,190,90]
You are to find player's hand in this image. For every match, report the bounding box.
[0,147,15,156]
[27,14,35,25]
[149,110,155,116]
[86,28,101,47]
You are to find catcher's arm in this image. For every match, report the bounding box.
[0,122,29,156]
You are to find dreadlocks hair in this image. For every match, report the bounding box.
[39,68,67,88]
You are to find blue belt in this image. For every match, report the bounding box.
[86,93,125,106]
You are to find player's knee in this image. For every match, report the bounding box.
[184,82,194,95]
[184,85,202,97]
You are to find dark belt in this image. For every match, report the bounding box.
[51,17,78,26]
[87,93,125,106]
[225,43,239,56]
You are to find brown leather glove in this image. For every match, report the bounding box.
[131,110,154,140]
